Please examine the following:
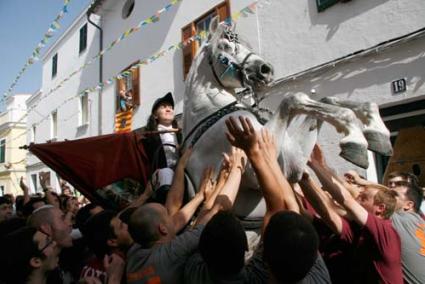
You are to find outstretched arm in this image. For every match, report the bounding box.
[171,167,212,231]
[19,177,31,205]
[195,147,246,225]
[308,145,368,226]
[258,128,299,214]
[225,116,284,232]
[166,147,192,216]
[39,172,59,208]
[299,171,344,234]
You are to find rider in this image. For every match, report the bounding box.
[139,92,182,203]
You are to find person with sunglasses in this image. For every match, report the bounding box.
[0,226,59,284]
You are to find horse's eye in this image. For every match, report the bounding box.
[219,41,233,52]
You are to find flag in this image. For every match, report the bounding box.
[115,110,133,133]
[28,132,150,207]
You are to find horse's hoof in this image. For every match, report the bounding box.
[340,142,369,169]
[363,130,393,156]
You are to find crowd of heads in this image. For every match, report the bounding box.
[0,115,424,284]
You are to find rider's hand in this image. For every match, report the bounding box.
[225,116,260,156]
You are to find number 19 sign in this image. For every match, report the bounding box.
[392,78,407,94]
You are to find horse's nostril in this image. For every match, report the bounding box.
[260,64,272,75]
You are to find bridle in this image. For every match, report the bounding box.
[208,28,256,90]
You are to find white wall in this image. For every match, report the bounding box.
[257,0,425,79]
[25,10,100,193]
[38,12,100,141]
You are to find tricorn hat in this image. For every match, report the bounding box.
[151,92,174,113]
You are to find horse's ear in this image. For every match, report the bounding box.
[231,21,237,32]
[208,16,220,39]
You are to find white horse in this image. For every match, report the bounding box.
[182,18,392,220]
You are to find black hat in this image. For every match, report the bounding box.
[151,92,174,113]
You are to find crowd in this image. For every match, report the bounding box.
[0,93,424,284]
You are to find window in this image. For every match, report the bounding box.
[52,53,58,78]
[0,139,5,163]
[51,111,58,139]
[0,186,4,196]
[116,64,140,113]
[31,125,36,143]
[79,94,89,126]
[122,0,135,19]
[181,1,230,79]
[316,0,350,12]
[31,174,38,193]
[79,24,88,54]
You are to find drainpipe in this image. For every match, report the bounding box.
[87,12,103,135]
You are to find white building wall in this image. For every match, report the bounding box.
[257,0,425,79]
[26,9,100,193]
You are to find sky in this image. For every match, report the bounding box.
[0,0,92,109]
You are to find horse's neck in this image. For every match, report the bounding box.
[183,49,236,137]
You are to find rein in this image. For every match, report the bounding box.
[182,101,244,148]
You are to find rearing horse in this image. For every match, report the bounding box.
[182,18,392,220]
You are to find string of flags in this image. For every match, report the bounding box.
[12,0,268,144]
[2,0,72,100]
[8,0,185,142]
[35,0,184,108]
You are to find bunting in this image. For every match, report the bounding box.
[2,0,72,99]
[34,0,184,111]
[11,0,267,144]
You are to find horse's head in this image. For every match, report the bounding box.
[206,17,274,91]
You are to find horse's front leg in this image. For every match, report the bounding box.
[271,92,370,170]
[320,97,392,156]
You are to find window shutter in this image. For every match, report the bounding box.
[79,24,87,53]
[316,0,340,12]
[217,2,230,22]
[0,141,5,163]
[131,67,140,106]
[182,23,196,79]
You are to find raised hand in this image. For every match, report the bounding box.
[309,144,326,167]
[39,171,51,191]
[259,128,278,163]
[225,116,259,154]
[226,146,247,174]
[19,176,29,192]
[104,253,125,284]
[177,146,192,168]
[197,167,215,200]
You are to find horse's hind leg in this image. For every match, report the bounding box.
[320,97,393,156]
[272,92,369,169]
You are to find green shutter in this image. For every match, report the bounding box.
[0,141,5,163]
[316,0,340,12]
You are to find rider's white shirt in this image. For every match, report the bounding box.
[158,124,178,168]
